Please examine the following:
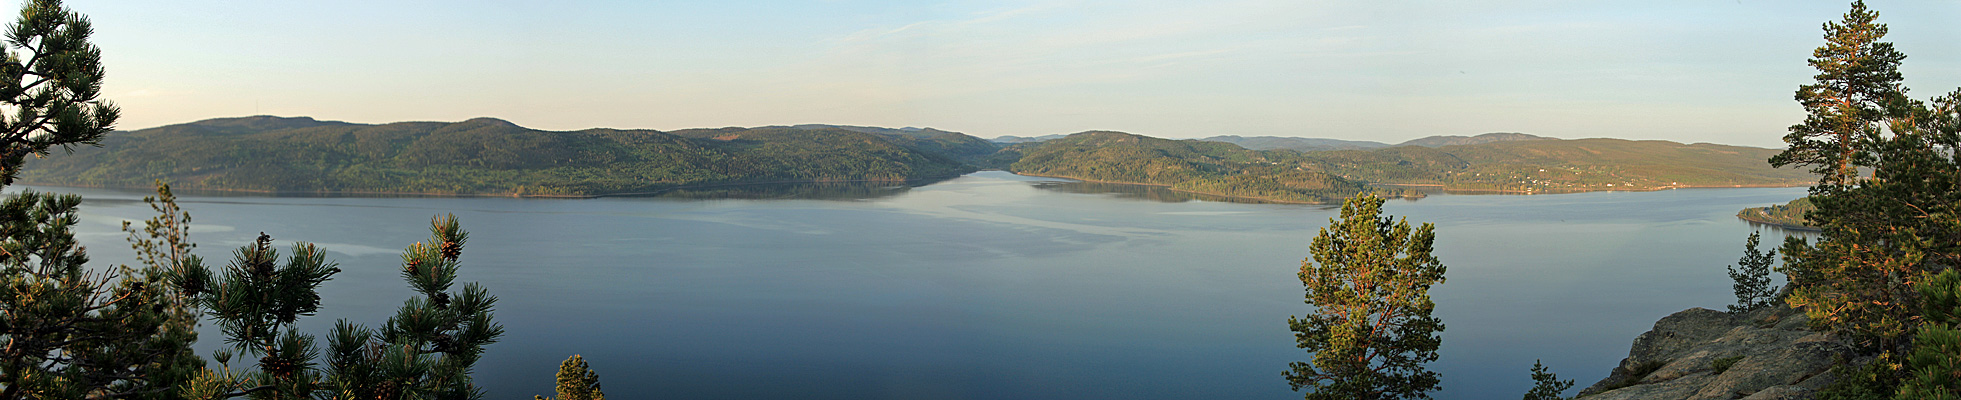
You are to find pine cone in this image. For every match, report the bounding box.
[260,354,297,377]
[432,333,455,353]
[438,241,462,260]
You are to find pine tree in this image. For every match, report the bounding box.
[119,182,214,400]
[1726,232,1780,313]
[174,215,505,400]
[323,214,505,400]
[1767,4,1961,398]
[1771,0,1908,187]
[0,0,120,187]
[535,355,605,400]
[1773,0,1961,354]
[0,3,207,397]
[1286,194,1446,400]
[0,189,201,400]
[1779,90,1961,351]
[1899,268,1961,399]
[1522,360,1572,400]
[174,233,340,400]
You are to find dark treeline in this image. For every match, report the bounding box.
[20,116,977,196]
[1303,138,1813,192]
[24,114,1814,203]
[1006,131,1396,203]
[1737,196,1817,230]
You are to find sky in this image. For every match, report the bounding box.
[47,0,1961,147]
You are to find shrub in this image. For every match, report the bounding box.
[1711,355,1745,374]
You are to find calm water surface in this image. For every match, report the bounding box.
[19,171,1811,399]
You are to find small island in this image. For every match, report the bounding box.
[1736,197,1817,231]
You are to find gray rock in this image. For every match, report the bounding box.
[1741,385,1813,400]
[1578,306,1845,399]
[1689,341,1847,399]
[1581,373,1716,400]
[1579,308,1735,396]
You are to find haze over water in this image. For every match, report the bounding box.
[24,171,1809,399]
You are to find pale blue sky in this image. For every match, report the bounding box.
[54,1,1961,146]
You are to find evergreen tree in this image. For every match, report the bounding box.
[0,2,205,397]
[0,0,120,187]
[119,182,214,400]
[1764,5,1961,399]
[1771,0,1908,187]
[1774,0,1961,354]
[1899,268,1961,399]
[1286,194,1446,400]
[535,355,605,400]
[1727,232,1781,313]
[174,215,505,400]
[323,214,505,400]
[1780,90,1961,351]
[0,189,201,400]
[0,2,519,398]
[1522,360,1572,400]
[174,233,339,400]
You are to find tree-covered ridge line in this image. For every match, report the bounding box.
[1201,131,1555,152]
[18,116,981,196]
[1300,138,1814,193]
[1004,130,1812,203]
[1736,196,1817,230]
[1004,131,1407,204]
[22,114,1812,202]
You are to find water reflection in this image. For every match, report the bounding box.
[1032,181,1502,205]
[1746,221,1822,237]
[1030,181,1281,204]
[18,174,1825,400]
[21,177,960,202]
[620,177,956,201]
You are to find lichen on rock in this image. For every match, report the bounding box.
[1577,306,1849,400]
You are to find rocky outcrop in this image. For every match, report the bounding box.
[1577,306,1851,400]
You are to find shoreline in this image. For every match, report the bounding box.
[1735,209,1821,231]
[15,173,1813,203]
[1377,182,1812,195]
[1011,171,1427,204]
[1021,173,1809,204]
[11,176,956,199]
[1007,172,1337,205]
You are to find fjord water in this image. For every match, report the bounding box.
[30,172,1809,399]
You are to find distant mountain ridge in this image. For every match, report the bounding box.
[1396,132,1552,147]
[1199,135,1390,151]
[988,134,1068,144]
[1197,132,1552,151]
[20,116,1809,201]
[1300,137,1811,192]
[1008,131,1396,203]
[20,116,987,196]
[183,115,354,132]
[1003,129,1806,200]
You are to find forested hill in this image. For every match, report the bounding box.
[1198,135,1389,151]
[766,124,999,164]
[1006,131,1399,203]
[1303,138,1814,192]
[1395,132,1551,147]
[20,116,1809,200]
[1002,131,1810,201]
[18,116,982,196]
[1196,132,1549,151]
